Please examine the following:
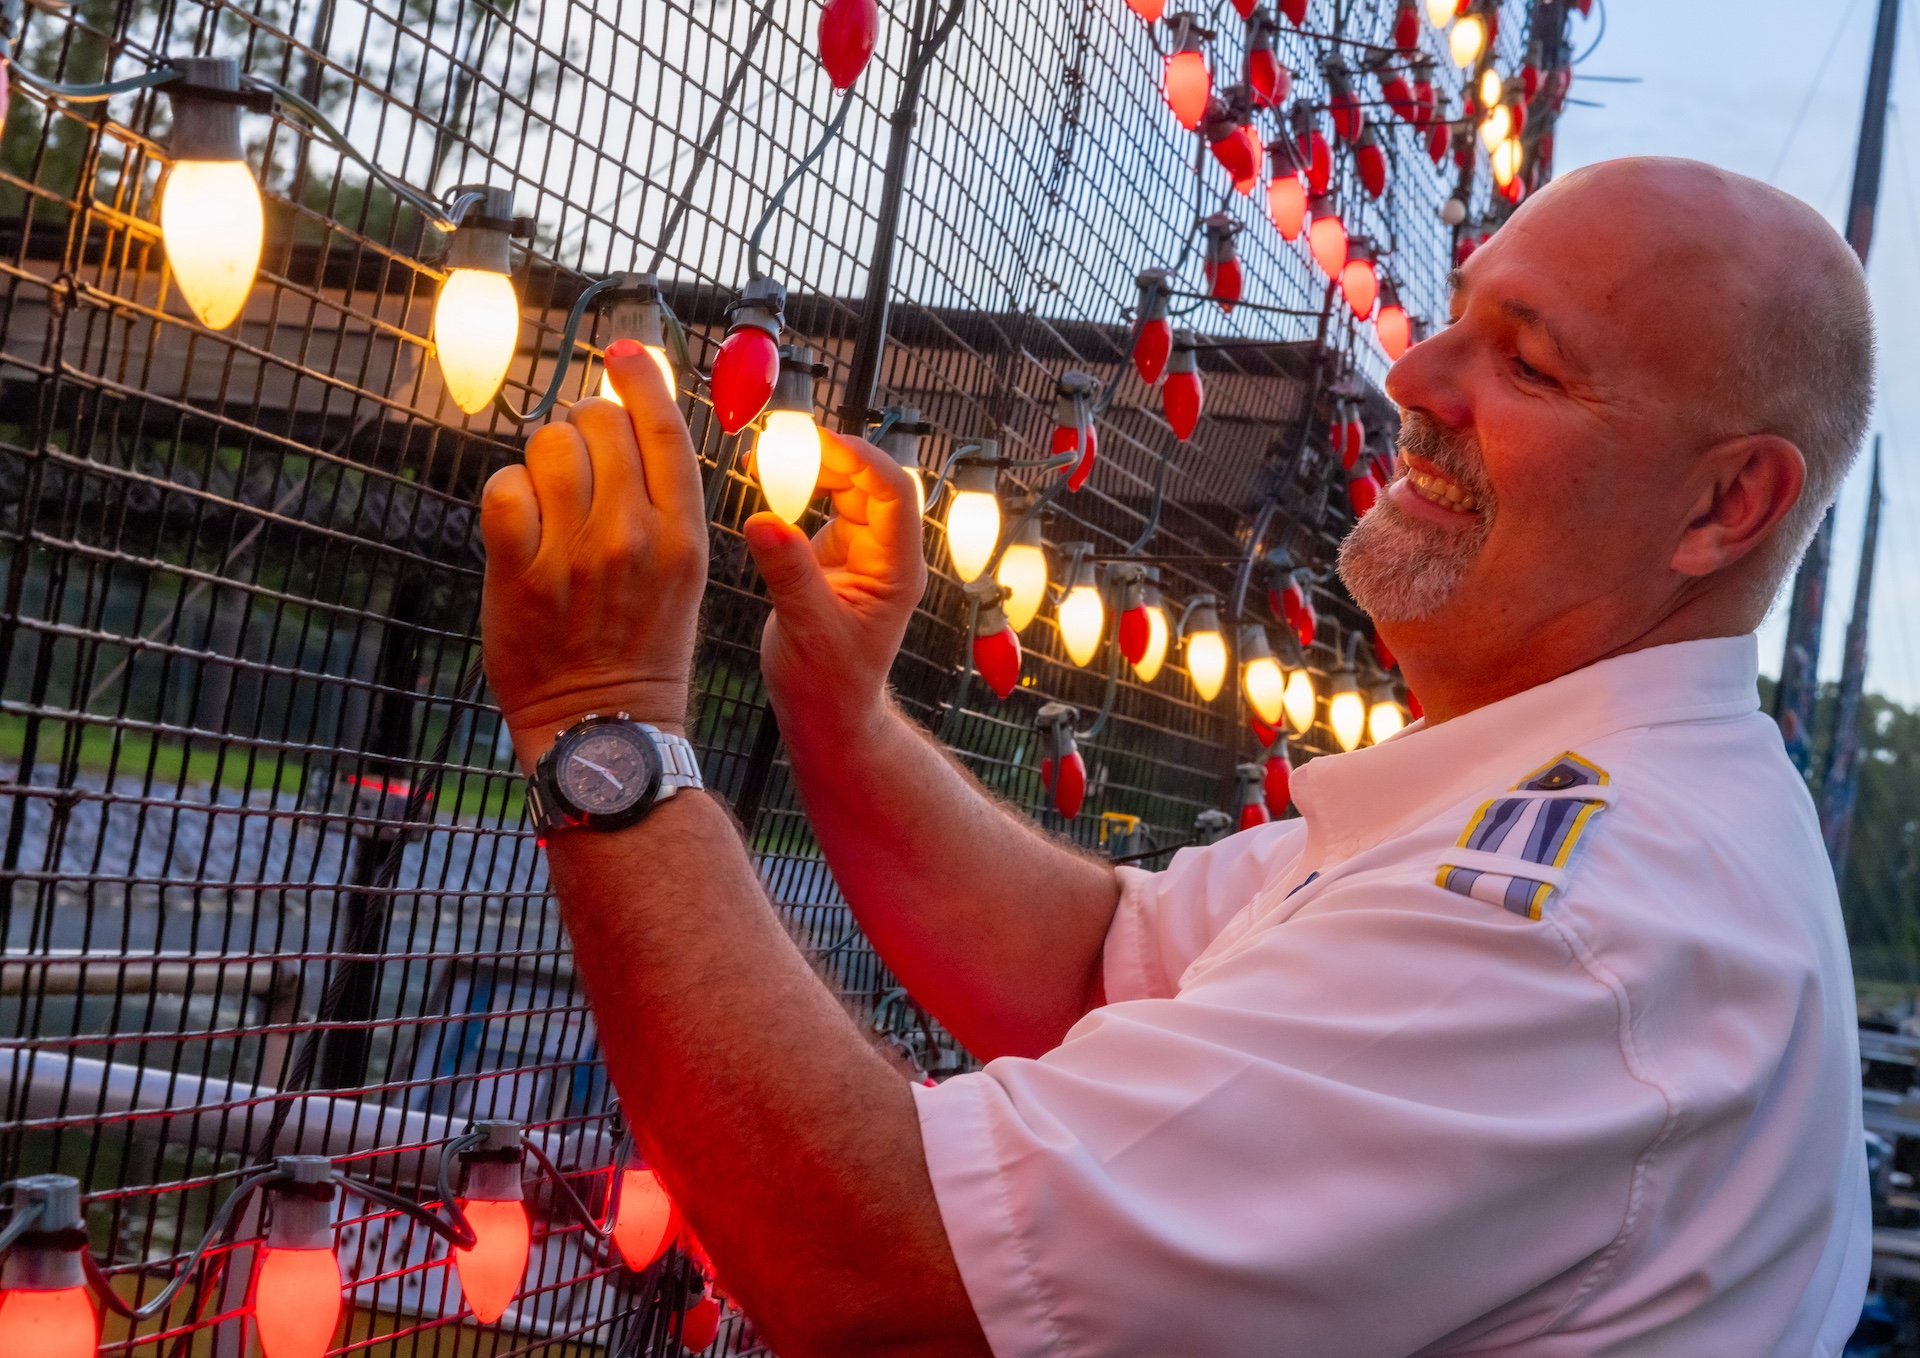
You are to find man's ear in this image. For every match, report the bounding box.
[1669,434,1806,579]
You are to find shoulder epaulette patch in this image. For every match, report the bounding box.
[1435,752,1616,920]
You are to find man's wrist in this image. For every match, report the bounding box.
[502,682,691,773]
[770,685,893,761]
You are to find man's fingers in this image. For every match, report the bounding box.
[479,464,543,577]
[744,511,841,622]
[523,422,595,547]
[603,340,706,527]
[820,430,925,574]
[568,396,651,530]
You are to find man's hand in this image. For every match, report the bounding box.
[742,431,927,742]
[479,340,707,764]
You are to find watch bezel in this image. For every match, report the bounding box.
[536,713,665,834]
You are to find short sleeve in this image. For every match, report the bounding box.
[1102,819,1307,1002]
[916,874,1668,1358]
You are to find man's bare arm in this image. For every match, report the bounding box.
[479,344,989,1355]
[743,433,1120,1061]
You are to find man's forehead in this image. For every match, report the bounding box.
[1447,260,1584,368]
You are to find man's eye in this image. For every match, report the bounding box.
[1513,355,1557,386]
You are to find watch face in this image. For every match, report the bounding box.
[555,724,658,816]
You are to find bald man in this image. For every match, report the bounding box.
[480,158,1874,1356]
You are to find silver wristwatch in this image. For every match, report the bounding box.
[526,712,703,837]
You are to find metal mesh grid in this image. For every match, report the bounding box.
[0,0,1550,1351]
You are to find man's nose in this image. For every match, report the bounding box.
[1383,322,1473,430]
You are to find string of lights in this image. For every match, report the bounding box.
[0,0,1585,1351]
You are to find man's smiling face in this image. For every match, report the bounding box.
[1339,160,1787,672]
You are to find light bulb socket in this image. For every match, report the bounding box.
[1,1176,86,1291]
[1182,596,1221,641]
[166,56,248,162]
[1006,500,1044,547]
[1368,680,1399,706]
[878,404,924,471]
[1309,195,1341,225]
[1035,701,1079,756]
[1346,238,1377,267]
[1203,214,1239,263]
[951,440,1000,496]
[1328,667,1360,698]
[446,185,517,274]
[1166,12,1212,53]
[602,272,666,350]
[1246,8,1279,48]
[971,580,1013,636]
[1054,369,1100,424]
[1202,85,1253,140]
[1194,807,1233,844]
[725,276,786,341]
[1289,102,1319,137]
[266,1157,337,1251]
[1378,275,1403,310]
[1063,544,1099,591]
[1235,762,1265,799]
[458,1125,527,1203]
[1238,624,1274,663]
[1106,561,1148,609]
[1165,331,1200,377]
[765,344,821,417]
[1134,269,1172,323]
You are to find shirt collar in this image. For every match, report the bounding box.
[1290,635,1762,860]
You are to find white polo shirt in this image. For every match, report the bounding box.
[914,635,1868,1357]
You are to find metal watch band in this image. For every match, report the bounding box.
[647,726,703,799]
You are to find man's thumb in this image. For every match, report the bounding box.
[744,513,834,617]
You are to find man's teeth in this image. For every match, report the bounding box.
[1404,464,1478,513]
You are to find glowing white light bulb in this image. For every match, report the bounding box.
[756,410,823,524]
[1478,67,1502,108]
[1491,136,1525,187]
[1187,630,1227,701]
[162,160,263,330]
[1243,655,1284,726]
[1424,0,1454,24]
[1283,667,1316,735]
[1329,678,1367,752]
[946,492,1001,583]
[1059,581,1105,668]
[435,269,522,414]
[1449,13,1486,67]
[997,542,1048,632]
[1480,104,1513,152]
[1134,601,1170,683]
[1369,696,1406,744]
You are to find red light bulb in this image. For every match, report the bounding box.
[1277,0,1305,21]
[454,1198,530,1325]
[681,1295,723,1352]
[1408,689,1425,721]
[1267,172,1306,240]
[1042,749,1086,819]
[1205,101,1260,188]
[0,1287,96,1358]
[1134,318,1172,385]
[612,1168,681,1271]
[1307,199,1346,277]
[1264,749,1292,818]
[1236,764,1269,831]
[1393,0,1420,50]
[1125,0,1165,21]
[1356,128,1387,200]
[1426,119,1449,165]
[1376,304,1411,360]
[1374,628,1396,670]
[1118,603,1150,665]
[973,604,1023,700]
[1325,61,1363,144]
[1413,62,1437,130]
[818,0,877,90]
[1246,40,1287,108]
[1341,256,1378,321]
[1161,334,1202,440]
[1382,71,1416,123]
[254,1248,343,1358]
[1251,712,1281,748]
[1297,127,1331,195]
[1205,256,1242,311]
[1163,50,1211,130]
[710,326,780,436]
[1228,0,1257,17]
[1349,469,1381,517]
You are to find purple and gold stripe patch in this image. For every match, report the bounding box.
[1436,753,1613,920]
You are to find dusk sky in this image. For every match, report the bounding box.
[1552,0,1920,706]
